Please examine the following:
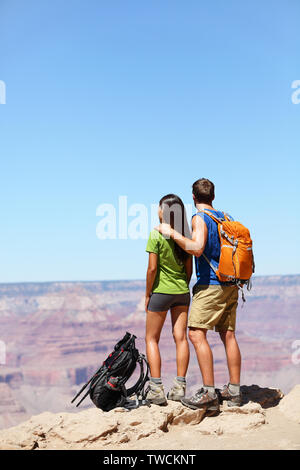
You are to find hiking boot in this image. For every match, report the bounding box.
[219,383,242,407]
[181,388,220,416]
[167,378,186,402]
[145,382,168,406]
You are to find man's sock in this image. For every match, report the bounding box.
[176,376,186,383]
[229,383,240,395]
[150,377,162,386]
[204,385,216,398]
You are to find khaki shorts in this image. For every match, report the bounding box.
[188,284,239,332]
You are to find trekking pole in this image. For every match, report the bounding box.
[74,388,92,407]
[72,368,108,406]
[71,366,104,404]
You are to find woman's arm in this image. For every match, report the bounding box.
[145,252,158,311]
[184,255,193,285]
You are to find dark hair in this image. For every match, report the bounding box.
[192,178,215,204]
[159,194,191,264]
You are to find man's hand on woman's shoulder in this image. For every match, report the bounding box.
[155,223,173,238]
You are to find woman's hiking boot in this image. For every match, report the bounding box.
[145,382,168,406]
[181,387,220,416]
[167,378,186,402]
[219,383,242,407]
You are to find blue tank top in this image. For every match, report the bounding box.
[193,209,232,286]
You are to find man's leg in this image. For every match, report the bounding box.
[188,327,214,386]
[218,329,242,406]
[219,329,241,384]
[181,285,222,411]
[181,326,219,412]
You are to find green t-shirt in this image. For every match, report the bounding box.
[146,230,190,294]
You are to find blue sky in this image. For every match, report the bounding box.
[0,0,299,283]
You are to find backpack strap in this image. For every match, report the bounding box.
[197,210,223,274]
[197,209,225,224]
[197,209,233,223]
[126,353,149,398]
[223,212,232,221]
[202,253,218,276]
[198,210,235,278]
[199,210,237,247]
[122,354,150,410]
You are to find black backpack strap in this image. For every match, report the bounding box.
[126,353,149,398]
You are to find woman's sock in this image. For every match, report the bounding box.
[176,376,186,383]
[229,383,240,395]
[150,377,162,385]
[204,385,216,398]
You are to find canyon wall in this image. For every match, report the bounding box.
[0,276,299,428]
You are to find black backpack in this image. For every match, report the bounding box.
[71,332,150,411]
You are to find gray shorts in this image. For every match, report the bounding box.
[147,292,190,312]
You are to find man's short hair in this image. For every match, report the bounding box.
[192,178,215,204]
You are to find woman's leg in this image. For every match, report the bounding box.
[145,310,168,378]
[170,305,190,378]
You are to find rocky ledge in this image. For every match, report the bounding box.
[0,384,299,450]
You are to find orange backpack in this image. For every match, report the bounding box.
[199,210,255,300]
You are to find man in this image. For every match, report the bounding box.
[156,178,242,415]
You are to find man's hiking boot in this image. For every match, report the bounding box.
[167,378,186,402]
[218,383,242,407]
[145,382,168,406]
[181,388,220,416]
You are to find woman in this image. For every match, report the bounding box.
[145,194,192,405]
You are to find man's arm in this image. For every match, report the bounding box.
[145,252,158,311]
[156,215,207,257]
